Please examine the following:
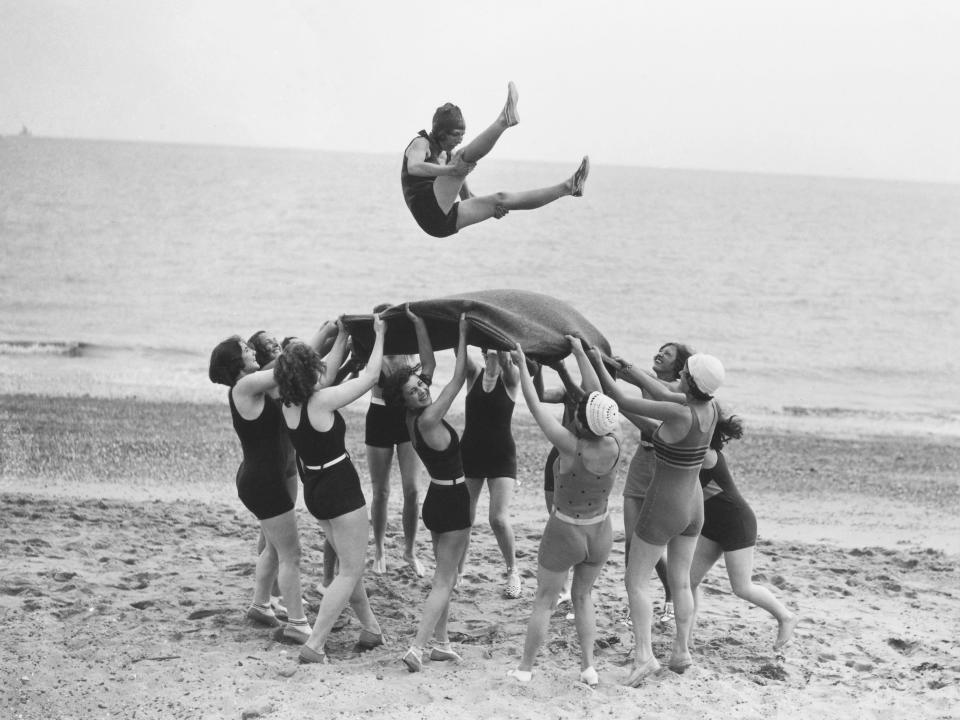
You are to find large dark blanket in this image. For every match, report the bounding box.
[341,289,611,364]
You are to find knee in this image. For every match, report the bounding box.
[402,486,419,504]
[730,580,754,599]
[280,540,302,565]
[372,484,391,503]
[489,513,511,535]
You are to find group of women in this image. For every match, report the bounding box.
[209,311,797,685]
[204,79,797,683]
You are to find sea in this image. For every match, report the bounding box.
[2,137,959,439]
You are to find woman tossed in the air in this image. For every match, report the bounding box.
[401,82,589,238]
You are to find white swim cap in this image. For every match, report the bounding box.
[581,391,620,436]
[686,354,725,396]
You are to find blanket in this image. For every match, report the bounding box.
[341,289,611,364]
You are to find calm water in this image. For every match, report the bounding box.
[2,137,959,437]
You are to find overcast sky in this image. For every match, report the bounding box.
[2,0,958,183]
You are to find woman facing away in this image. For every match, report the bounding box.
[535,358,581,607]
[616,342,694,625]
[383,308,471,672]
[507,337,623,687]
[458,348,522,599]
[273,317,387,664]
[689,415,799,651]
[592,349,725,684]
[365,303,425,578]
[246,329,302,616]
[209,329,334,644]
[401,82,589,238]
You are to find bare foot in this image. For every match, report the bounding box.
[570,156,590,197]
[774,614,799,650]
[372,554,387,575]
[624,656,661,687]
[501,81,520,127]
[404,552,425,577]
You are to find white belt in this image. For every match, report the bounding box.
[553,509,609,526]
[301,452,349,471]
[430,477,465,486]
[369,396,386,406]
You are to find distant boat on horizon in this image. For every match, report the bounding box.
[19,125,32,137]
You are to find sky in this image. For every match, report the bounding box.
[2,0,959,183]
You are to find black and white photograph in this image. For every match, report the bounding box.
[2,2,958,718]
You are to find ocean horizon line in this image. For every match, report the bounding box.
[5,133,958,188]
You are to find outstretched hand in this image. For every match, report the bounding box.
[458,313,469,338]
[566,335,584,353]
[372,313,385,335]
[493,205,509,219]
[405,304,420,322]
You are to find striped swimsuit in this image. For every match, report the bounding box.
[633,401,718,546]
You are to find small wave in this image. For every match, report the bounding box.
[0,340,204,359]
[0,340,88,357]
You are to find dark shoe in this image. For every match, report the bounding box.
[353,629,384,653]
[246,605,280,628]
[298,646,327,664]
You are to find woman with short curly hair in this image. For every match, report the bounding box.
[274,316,387,665]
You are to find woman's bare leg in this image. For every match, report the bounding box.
[665,534,699,671]
[516,565,567,673]
[432,83,519,211]
[411,528,471,650]
[397,442,424,576]
[624,537,666,686]
[302,507,376,655]
[688,535,723,649]
[259,510,305,622]
[570,561,605,675]
[724,546,798,650]
[455,156,589,229]
[366,444,395,574]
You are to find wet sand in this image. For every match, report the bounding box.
[2,394,958,719]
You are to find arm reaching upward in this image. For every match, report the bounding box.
[512,344,577,455]
[420,314,470,427]
[567,335,602,394]
[315,314,386,410]
[407,305,436,379]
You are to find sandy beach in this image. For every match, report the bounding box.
[2,393,958,719]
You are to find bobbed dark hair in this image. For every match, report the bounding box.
[660,341,695,380]
[209,335,245,387]
[381,364,421,408]
[710,412,744,450]
[274,342,325,406]
[372,302,392,314]
[431,103,465,142]
[247,330,278,368]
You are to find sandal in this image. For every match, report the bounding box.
[429,642,462,662]
[504,570,522,599]
[402,646,423,673]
